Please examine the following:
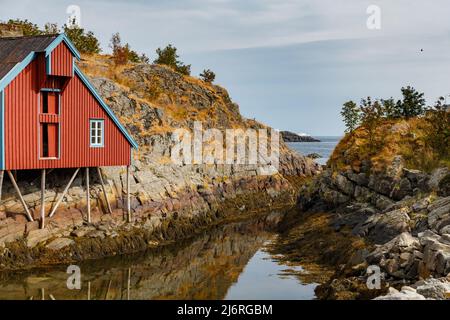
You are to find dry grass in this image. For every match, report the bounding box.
[329,117,449,173]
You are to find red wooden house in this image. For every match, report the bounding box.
[0,34,138,226]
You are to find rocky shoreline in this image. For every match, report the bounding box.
[0,170,311,271]
[291,154,450,299]
[0,57,322,271]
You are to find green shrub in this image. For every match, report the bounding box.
[110,32,148,65]
[341,101,360,133]
[154,44,191,75]
[200,69,216,83]
[64,24,101,54]
[395,86,426,118]
[424,97,450,159]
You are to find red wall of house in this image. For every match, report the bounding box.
[3,58,132,170]
[50,42,73,77]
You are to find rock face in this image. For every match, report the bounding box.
[298,147,450,298]
[0,58,321,269]
[300,156,448,212]
[375,278,450,300]
[280,131,320,142]
[332,196,450,282]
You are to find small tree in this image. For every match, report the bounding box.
[110,33,128,65]
[64,24,101,54]
[124,44,141,63]
[424,97,450,158]
[360,97,385,152]
[381,98,399,119]
[341,100,360,133]
[396,86,426,118]
[154,44,191,75]
[200,69,216,83]
[110,33,147,65]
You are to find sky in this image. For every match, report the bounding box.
[1,0,450,135]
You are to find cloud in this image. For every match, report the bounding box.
[2,0,450,53]
[1,0,450,135]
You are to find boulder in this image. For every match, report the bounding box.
[375,278,450,300]
[26,229,53,248]
[412,197,431,212]
[71,225,96,238]
[373,194,395,211]
[334,174,355,196]
[414,278,450,300]
[353,209,411,244]
[367,232,421,279]
[429,168,449,190]
[390,178,413,201]
[422,238,450,275]
[438,173,450,197]
[374,286,426,300]
[427,198,450,231]
[346,171,369,187]
[403,168,429,192]
[46,238,75,250]
[440,225,450,235]
[368,175,393,197]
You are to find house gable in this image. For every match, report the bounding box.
[0,34,138,170]
[0,34,137,171]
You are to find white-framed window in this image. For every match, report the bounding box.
[90,119,104,147]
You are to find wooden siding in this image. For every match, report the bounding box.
[50,43,73,77]
[39,114,59,123]
[3,58,131,170]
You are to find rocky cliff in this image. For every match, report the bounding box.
[293,118,450,299]
[280,131,320,143]
[0,55,320,269]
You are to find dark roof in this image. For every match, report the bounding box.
[0,34,58,80]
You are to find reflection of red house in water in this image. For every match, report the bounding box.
[0,34,138,227]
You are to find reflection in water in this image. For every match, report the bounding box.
[225,244,316,300]
[0,212,317,300]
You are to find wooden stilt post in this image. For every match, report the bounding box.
[87,282,91,301]
[0,170,4,201]
[6,171,33,222]
[49,168,80,218]
[126,166,131,223]
[97,167,112,214]
[86,167,91,223]
[105,279,112,300]
[127,267,131,300]
[40,169,46,229]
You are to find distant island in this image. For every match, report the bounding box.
[280,131,321,142]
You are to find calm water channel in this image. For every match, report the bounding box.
[0,212,317,300]
[0,139,342,300]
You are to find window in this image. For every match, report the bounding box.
[41,91,59,114]
[90,119,104,147]
[40,91,60,158]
